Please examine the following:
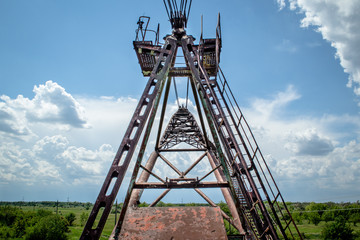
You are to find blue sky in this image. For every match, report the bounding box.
[1,0,360,203]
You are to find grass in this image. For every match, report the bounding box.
[14,205,360,239]
[19,205,116,239]
[286,220,360,240]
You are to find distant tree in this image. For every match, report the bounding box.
[65,212,76,226]
[305,202,326,225]
[349,213,360,226]
[26,214,68,240]
[80,212,89,226]
[291,211,303,224]
[84,202,92,210]
[36,209,52,218]
[138,202,149,207]
[13,215,27,237]
[0,225,15,239]
[218,201,231,217]
[322,210,334,223]
[0,206,21,226]
[321,216,355,240]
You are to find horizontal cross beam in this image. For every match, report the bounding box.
[133,181,229,189]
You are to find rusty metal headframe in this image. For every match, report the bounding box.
[159,107,206,149]
[81,1,303,240]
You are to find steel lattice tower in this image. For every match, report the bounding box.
[81,1,303,239]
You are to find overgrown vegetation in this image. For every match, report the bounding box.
[0,206,69,240]
[1,201,360,239]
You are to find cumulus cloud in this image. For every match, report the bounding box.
[1,80,359,202]
[0,134,115,186]
[285,128,334,156]
[271,139,360,189]
[0,81,89,138]
[29,81,89,127]
[0,99,31,136]
[280,0,360,97]
[0,81,139,191]
[243,85,360,196]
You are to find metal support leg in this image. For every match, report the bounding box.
[207,151,245,235]
[128,151,159,207]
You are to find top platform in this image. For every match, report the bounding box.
[134,38,220,77]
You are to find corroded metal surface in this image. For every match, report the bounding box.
[83,1,303,239]
[159,107,206,149]
[119,207,228,240]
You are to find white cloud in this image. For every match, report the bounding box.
[271,140,360,189]
[0,81,89,139]
[1,81,359,202]
[0,98,31,136]
[0,134,116,186]
[285,128,334,156]
[248,85,300,121]
[281,0,360,96]
[277,0,286,10]
[243,86,360,196]
[0,82,139,190]
[29,81,89,127]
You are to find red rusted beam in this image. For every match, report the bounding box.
[133,181,229,189]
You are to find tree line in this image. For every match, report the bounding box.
[0,206,77,240]
[1,201,359,239]
[0,201,92,210]
[282,201,360,239]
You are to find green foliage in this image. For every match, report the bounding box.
[304,202,326,225]
[0,205,70,239]
[0,225,16,239]
[65,212,76,226]
[138,201,149,207]
[321,216,355,240]
[217,201,240,235]
[80,212,89,226]
[349,213,360,226]
[0,206,21,226]
[218,201,231,217]
[26,214,69,240]
[321,210,334,223]
[291,211,303,224]
[1,200,360,239]
[0,201,93,209]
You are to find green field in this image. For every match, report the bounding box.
[1,201,360,239]
[21,206,116,239]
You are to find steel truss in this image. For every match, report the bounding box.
[81,2,303,239]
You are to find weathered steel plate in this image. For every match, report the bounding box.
[119,206,228,240]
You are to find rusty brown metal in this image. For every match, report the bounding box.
[80,25,178,240]
[207,151,245,235]
[129,151,159,207]
[118,206,227,240]
[82,1,303,240]
[133,181,229,189]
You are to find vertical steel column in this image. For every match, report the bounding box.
[128,151,159,207]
